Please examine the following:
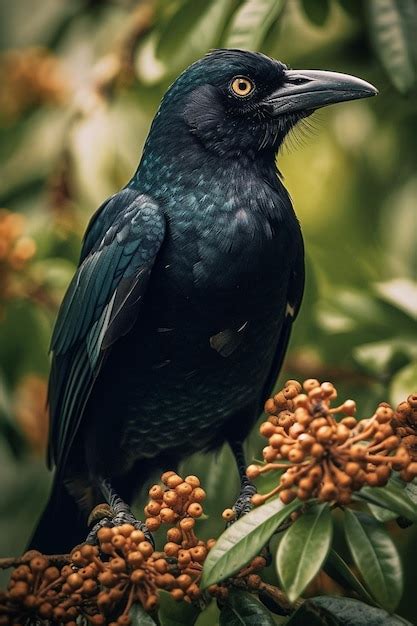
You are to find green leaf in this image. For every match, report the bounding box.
[300,0,331,26]
[355,484,417,521]
[158,590,200,625]
[219,589,276,625]
[343,510,403,611]
[276,503,333,602]
[156,0,234,71]
[201,497,301,588]
[366,503,398,523]
[375,279,417,320]
[130,602,158,625]
[325,549,375,605]
[287,596,412,626]
[390,361,417,407]
[225,0,285,51]
[404,478,417,505]
[367,0,417,94]
[353,339,417,376]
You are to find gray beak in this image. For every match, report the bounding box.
[265,69,378,115]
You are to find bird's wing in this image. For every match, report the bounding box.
[261,238,305,405]
[47,190,166,471]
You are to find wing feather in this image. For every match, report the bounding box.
[48,190,165,471]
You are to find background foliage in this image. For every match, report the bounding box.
[0,0,416,623]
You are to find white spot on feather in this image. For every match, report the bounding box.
[286,302,295,318]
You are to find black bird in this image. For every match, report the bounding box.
[30,49,377,553]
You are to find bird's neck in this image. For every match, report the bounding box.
[131,127,290,223]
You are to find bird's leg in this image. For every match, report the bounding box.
[85,477,153,545]
[229,441,257,520]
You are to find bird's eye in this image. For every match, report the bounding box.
[230,76,255,97]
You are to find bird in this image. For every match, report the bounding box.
[30,49,377,553]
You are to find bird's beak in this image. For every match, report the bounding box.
[265,69,378,116]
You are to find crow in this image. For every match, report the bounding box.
[30,49,377,552]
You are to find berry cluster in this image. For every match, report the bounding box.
[393,394,417,470]
[247,379,417,506]
[0,209,36,303]
[0,48,68,122]
[143,472,215,603]
[206,555,267,601]
[0,550,91,626]
[0,473,218,625]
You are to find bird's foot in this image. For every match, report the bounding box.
[226,479,257,525]
[85,502,153,546]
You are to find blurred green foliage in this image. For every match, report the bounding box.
[0,0,416,622]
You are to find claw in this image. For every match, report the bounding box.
[85,504,154,547]
[88,503,113,527]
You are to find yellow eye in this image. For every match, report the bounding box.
[231,76,254,97]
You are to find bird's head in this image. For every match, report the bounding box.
[151,49,377,160]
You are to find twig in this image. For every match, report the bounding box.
[0,553,70,569]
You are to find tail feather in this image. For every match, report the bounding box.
[28,479,87,554]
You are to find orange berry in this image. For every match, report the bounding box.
[263,445,278,461]
[319,482,338,501]
[127,551,144,568]
[130,569,145,584]
[160,507,177,523]
[321,382,337,398]
[97,527,113,543]
[110,557,126,573]
[38,602,53,619]
[161,471,176,484]
[30,556,48,572]
[246,464,260,479]
[179,517,195,531]
[178,550,192,566]
[67,573,83,590]
[112,534,126,549]
[190,545,207,562]
[149,484,164,500]
[298,433,315,449]
[264,398,277,414]
[341,417,357,429]
[130,530,146,543]
[167,474,184,489]
[163,489,178,506]
[192,487,206,502]
[185,475,200,488]
[146,500,161,516]
[98,570,117,587]
[280,489,296,504]
[138,541,153,558]
[187,503,203,518]
[222,508,236,521]
[146,516,161,531]
[171,588,185,601]
[288,447,304,463]
[164,542,180,557]
[187,582,201,600]
[251,493,265,506]
[175,482,193,498]
[177,574,192,590]
[167,527,182,543]
[303,379,320,392]
[154,558,168,574]
[260,421,276,437]
[311,443,324,458]
[145,594,159,611]
[345,462,360,477]
[316,426,334,443]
